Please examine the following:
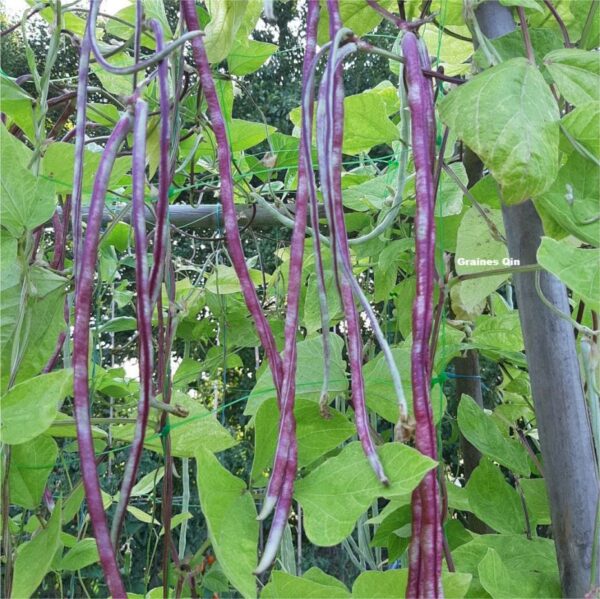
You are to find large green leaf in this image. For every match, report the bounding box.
[195,447,258,599]
[245,334,348,417]
[438,58,559,204]
[290,87,399,155]
[534,152,599,246]
[453,207,509,315]
[0,369,73,445]
[12,499,62,598]
[294,442,436,546]
[537,237,600,311]
[478,548,540,598]
[0,126,56,237]
[452,534,560,598]
[466,459,526,535]
[250,398,355,487]
[204,0,248,63]
[262,571,350,599]
[351,570,472,598]
[113,392,236,458]
[9,435,58,508]
[545,48,600,105]
[457,394,530,476]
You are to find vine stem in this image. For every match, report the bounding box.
[88,0,203,75]
[517,7,535,64]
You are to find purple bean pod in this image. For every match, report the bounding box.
[147,20,172,305]
[402,31,443,599]
[299,42,334,415]
[257,0,320,523]
[71,21,91,278]
[254,432,298,575]
[180,0,283,393]
[73,113,132,599]
[318,3,388,484]
[110,99,153,547]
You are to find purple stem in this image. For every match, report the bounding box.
[180,0,283,390]
[110,99,153,547]
[73,113,131,599]
[88,0,202,76]
[402,31,442,599]
[147,20,172,305]
[257,0,320,524]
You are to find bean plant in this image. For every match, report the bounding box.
[0,0,598,598]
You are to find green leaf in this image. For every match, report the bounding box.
[113,392,236,458]
[204,0,248,63]
[534,152,599,246]
[520,478,551,526]
[478,548,540,598]
[560,101,600,159]
[290,88,399,155]
[205,265,264,294]
[131,467,165,496]
[245,335,348,417]
[42,142,131,195]
[471,313,525,354]
[545,49,600,105]
[499,0,543,12]
[228,39,277,75]
[59,538,99,571]
[262,571,350,599]
[466,458,526,534]
[195,447,258,599]
[0,369,73,444]
[303,568,349,593]
[316,0,395,44]
[453,207,509,315]
[294,442,436,546]
[0,127,56,237]
[250,398,355,487]
[12,499,62,598]
[351,570,472,598]
[537,237,600,311]
[457,394,530,476]
[9,435,57,508]
[453,534,560,598]
[422,23,473,76]
[438,58,559,204]
[127,504,160,525]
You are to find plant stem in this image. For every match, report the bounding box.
[517,7,535,64]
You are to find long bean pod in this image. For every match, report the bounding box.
[402,31,443,599]
[110,99,153,547]
[73,113,132,599]
[147,19,172,305]
[256,0,320,529]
